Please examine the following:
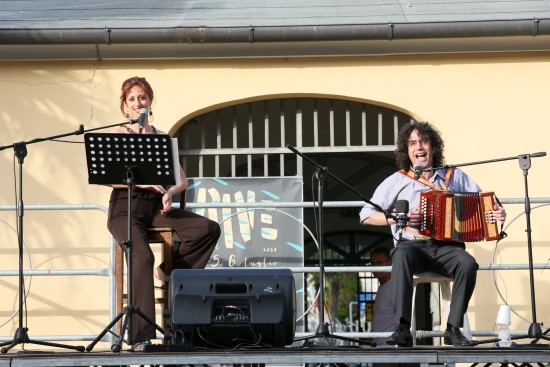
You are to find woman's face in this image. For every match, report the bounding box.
[125,85,152,120]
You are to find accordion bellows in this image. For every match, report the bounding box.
[419,191,500,242]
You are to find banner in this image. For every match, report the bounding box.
[186,177,305,330]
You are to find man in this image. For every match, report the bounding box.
[359,122,506,347]
[369,246,394,347]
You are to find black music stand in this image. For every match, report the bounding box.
[0,127,86,354]
[83,132,176,352]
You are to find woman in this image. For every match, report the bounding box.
[106,76,221,351]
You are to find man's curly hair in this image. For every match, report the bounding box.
[394,122,445,171]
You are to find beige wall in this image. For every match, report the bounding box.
[1,53,549,348]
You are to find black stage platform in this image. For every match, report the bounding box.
[1,345,549,367]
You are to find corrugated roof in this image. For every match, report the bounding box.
[1,0,550,29]
[2,1,550,60]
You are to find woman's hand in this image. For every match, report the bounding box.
[160,192,174,214]
[134,185,174,214]
[135,184,167,194]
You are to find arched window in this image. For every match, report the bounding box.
[176,96,413,265]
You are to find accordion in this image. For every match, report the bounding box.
[419,191,500,242]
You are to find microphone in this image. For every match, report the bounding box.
[413,162,423,179]
[395,200,409,239]
[138,108,147,134]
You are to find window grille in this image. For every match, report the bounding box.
[177,97,413,178]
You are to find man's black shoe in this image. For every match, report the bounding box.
[443,326,475,346]
[386,325,413,347]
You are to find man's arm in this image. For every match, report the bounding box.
[362,211,395,226]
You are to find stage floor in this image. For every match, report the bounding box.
[1,344,550,367]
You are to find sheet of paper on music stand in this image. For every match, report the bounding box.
[171,138,181,186]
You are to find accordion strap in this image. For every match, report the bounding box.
[399,167,455,191]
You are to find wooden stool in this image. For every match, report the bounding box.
[114,191,185,333]
[411,272,470,346]
[114,228,176,332]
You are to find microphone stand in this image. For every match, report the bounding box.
[287,145,393,347]
[0,119,143,354]
[425,152,549,347]
[0,126,87,354]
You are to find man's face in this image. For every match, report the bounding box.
[407,129,434,169]
[370,252,392,283]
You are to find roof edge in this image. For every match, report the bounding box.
[1,18,549,45]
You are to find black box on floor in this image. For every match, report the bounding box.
[169,268,296,348]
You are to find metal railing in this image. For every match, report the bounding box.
[1,198,549,344]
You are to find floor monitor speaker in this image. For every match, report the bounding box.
[169,268,296,348]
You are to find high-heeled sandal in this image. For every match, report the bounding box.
[132,340,151,352]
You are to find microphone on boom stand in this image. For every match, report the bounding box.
[413,162,423,179]
[394,200,409,240]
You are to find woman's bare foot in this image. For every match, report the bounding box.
[154,266,165,282]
